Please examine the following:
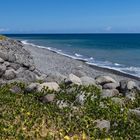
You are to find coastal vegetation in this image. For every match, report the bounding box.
[0,82,140,139]
[0,35,6,40]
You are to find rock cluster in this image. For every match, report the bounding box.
[0,37,61,94]
[0,37,46,84]
[24,73,139,110]
[66,74,139,98]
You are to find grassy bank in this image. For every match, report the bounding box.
[0,83,140,139]
[0,35,6,40]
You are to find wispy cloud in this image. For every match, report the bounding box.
[0,28,9,32]
[105,26,112,32]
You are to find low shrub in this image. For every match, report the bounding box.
[0,83,140,139]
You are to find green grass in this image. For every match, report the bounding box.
[0,35,6,40]
[0,83,140,139]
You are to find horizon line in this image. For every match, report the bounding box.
[2,32,140,35]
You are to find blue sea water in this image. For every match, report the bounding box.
[6,34,140,77]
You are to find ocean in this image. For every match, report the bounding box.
[6,34,140,77]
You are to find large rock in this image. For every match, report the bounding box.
[3,69,16,80]
[25,83,40,93]
[101,89,120,98]
[33,69,42,77]
[69,74,82,85]
[39,94,55,103]
[125,90,138,101]
[0,58,4,63]
[3,61,10,67]
[127,81,137,90]
[119,80,138,94]
[37,82,60,92]
[22,61,31,68]
[80,76,96,86]
[103,82,119,89]
[36,74,47,82]
[94,120,110,133]
[0,51,9,61]
[95,76,116,85]
[16,67,26,74]
[119,80,129,93]
[17,70,36,82]
[46,72,67,83]
[125,94,136,102]
[8,53,16,62]
[0,64,6,76]
[10,63,21,70]
[129,108,140,118]
[29,65,36,71]
[9,85,23,94]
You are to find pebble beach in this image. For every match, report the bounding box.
[24,44,140,84]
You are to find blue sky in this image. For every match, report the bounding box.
[0,0,140,33]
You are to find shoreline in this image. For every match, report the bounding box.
[21,40,140,81]
[21,40,140,79]
[87,64,140,81]
[22,42,140,84]
[44,47,140,81]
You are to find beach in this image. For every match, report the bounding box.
[7,34,140,78]
[1,36,140,139]
[1,0,140,138]
[24,44,140,84]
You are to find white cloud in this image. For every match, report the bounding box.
[0,28,9,32]
[105,26,112,31]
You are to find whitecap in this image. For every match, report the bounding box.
[21,40,28,45]
[114,63,121,66]
[75,53,83,57]
[89,57,94,60]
